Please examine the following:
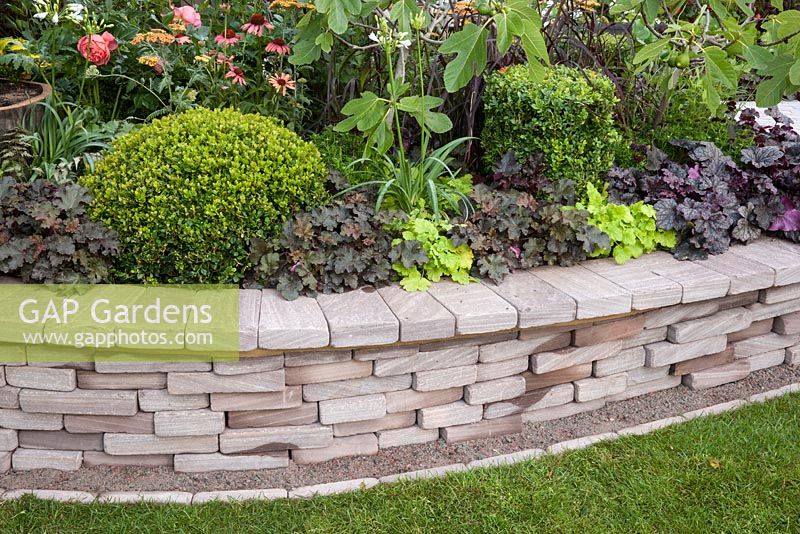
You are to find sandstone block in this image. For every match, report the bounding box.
[413,365,477,391]
[572,315,645,347]
[174,452,288,472]
[384,387,463,413]
[353,346,418,361]
[645,335,728,367]
[627,365,669,385]
[621,327,668,349]
[727,319,774,343]
[748,299,800,322]
[427,281,518,334]
[292,434,378,465]
[139,389,209,412]
[483,383,574,419]
[377,285,456,342]
[643,301,719,329]
[0,429,16,451]
[0,451,9,472]
[468,449,545,468]
[0,409,61,430]
[18,430,102,451]
[227,403,318,429]
[787,344,799,365]
[530,265,631,319]
[478,333,570,363]
[83,451,172,467]
[19,389,137,416]
[12,449,82,471]
[220,425,332,454]
[486,270,576,328]
[98,491,192,505]
[617,416,686,436]
[682,359,750,390]
[531,341,622,374]
[683,399,747,419]
[213,355,284,376]
[154,409,225,437]
[475,356,528,382]
[574,374,628,402]
[760,282,800,304]
[733,333,799,358]
[104,433,218,455]
[464,376,525,405]
[379,463,467,483]
[334,411,416,437]
[374,346,477,377]
[521,363,592,391]
[303,375,411,402]
[65,413,154,434]
[209,387,301,412]
[668,308,753,344]
[76,371,166,390]
[94,361,211,373]
[523,400,605,423]
[671,346,735,375]
[192,489,287,504]
[547,433,617,454]
[167,371,285,394]
[2,489,95,503]
[441,414,522,444]
[696,252,774,294]
[318,394,386,425]
[285,350,352,367]
[259,289,329,350]
[289,478,379,498]
[607,375,681,401]
[746,350,787,372]
[285,360,372,385]
[774,312,800,335]
[377,425,439,448]
[0,386,20,409]
[5,367,76,392]
[317,289,399,347]
[593,347,645,377]
[418,401,482,429]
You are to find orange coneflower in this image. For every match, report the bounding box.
[268,72,295,96]
[265,37,291,55]
[242,13,273,36]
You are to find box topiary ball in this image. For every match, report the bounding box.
[81,108,327,283]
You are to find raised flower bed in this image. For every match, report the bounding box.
[0,238,798,473]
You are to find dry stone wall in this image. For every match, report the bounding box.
[1,238,799,473]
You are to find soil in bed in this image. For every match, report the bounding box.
[0,81,43,107]
[0,364,796,493]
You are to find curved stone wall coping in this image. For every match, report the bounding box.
[247,237,800,353]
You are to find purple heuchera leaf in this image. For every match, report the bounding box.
[770,197,800,232]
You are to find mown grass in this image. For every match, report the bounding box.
[1,393,799,533]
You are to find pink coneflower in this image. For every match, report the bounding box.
[214,29,241,45]
[265,37,291,55]
[225,66,246,86]
[207,50,234,67]
[268,72,295,95]
[242,13,273,36]
[174,33,191,44]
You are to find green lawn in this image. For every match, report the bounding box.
[2,393,799,533]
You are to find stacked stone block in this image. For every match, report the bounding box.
[1,239,799,473]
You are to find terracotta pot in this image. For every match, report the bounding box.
[0,79,52,133]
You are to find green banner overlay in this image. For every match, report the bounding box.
[0,285,240,363]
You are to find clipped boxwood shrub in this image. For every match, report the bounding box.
[81,108,327,283]
[481,65,622,195]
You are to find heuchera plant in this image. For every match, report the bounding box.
[576,183,676,264]
[0,177,119,282]
[608,108,799,260]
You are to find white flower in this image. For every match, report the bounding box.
[67,3,84,14]
[369,32,379,43]
[398,38,412,50]
[51,12,59,24]
[33,11,48,19]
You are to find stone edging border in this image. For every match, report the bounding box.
[1,382,797,505]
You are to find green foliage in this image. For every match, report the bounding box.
[0,177,119,282]
[481,65,623,195]
[388,214,473,292]
[576,183,676,264]
[310,127,369,185]
[82,108,327,284]
[249,190,396,301]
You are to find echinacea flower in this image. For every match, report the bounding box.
[268,72,295,95]
[265,37,291,55]
[215,28,241,45]
[242,13,273,36]
[225,66,246,86]
[173,5,201,28]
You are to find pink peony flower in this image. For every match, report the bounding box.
[173,5,201,28]
[215,28,241,45]
[242,13,273,37]
[77,32,117,66]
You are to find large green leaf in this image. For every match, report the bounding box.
[316,0,361,35]
[335,92,389,132]
[703,46,737,90]
[440,23,489,93]
[289,12,323,66]
[397,96,453,133]
[776,10,800,40]
[756,75,788,107]
[390,0,420,34]
[633,38,669,64]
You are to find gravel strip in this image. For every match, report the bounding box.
[0,364,796,493]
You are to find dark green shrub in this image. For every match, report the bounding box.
[481,65,622,195]
[82,108,327,283]
[0,177,119,283]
